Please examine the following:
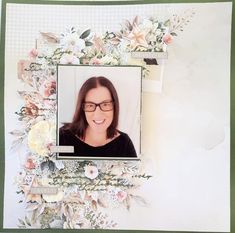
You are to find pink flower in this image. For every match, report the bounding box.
[29,48,38,59]
[40,79,56,97]
[60,54,80,65]
[90,57,101,65]
[25,158,36,169]
[125,24,149,50]
[116,190,128,202]
[163,34,173,45]
[84,165,99,179]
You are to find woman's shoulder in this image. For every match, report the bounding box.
[115,130,137,157]
[116,130,131,141]
[59,125,73,136]
[60,125,68,132]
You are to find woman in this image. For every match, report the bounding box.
[59,76,137,157]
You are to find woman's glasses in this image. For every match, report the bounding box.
[83,101,114,112]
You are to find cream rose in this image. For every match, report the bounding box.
[28,121,56,156]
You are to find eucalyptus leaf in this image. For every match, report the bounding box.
[17,91,26,97]
[18,116,24,121]
[16,190,24,194]
[40,161,48,171]
[35,204,46,219]
[85,41,93,46]
[11,138,24,151]
[26,203,40,211]
[9,130,25,137]
[131,195,147,206]
[164,19,171,27]
[80,29,91,39]
[25,216,31,226]
[48,160,55,172]
[170,32,178,36]
[18,218,25,226]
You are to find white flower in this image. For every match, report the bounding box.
[60,53,80,64]
[43,190,64,202]
[84,165,98,179]
[60,33,85,53]
[38,46,56,57]
[146,32,156,42]
[49,219,64,228]
[28,121,56,156]
[53,160,65,170]
[141,19,153,31]
[118,39,129,52]
[155,28,162,36]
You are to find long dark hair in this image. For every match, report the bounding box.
[64,76,119,139]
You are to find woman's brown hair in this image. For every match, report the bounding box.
[63,76,119,139]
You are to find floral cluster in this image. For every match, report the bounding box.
[15,158,150,229]
[106,16,170,52]
[11,12,194,229]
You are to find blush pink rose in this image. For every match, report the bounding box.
[25,158,36,169]
[116,190,128,202]
[29,48,38,59]
[163,34,173,45]
[40,79,56,97]
[90,57,101,65]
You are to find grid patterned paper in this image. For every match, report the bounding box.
[5,3,170,57]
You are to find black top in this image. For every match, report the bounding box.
[59,127,137,157]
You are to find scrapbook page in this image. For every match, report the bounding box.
[1,0,232,231]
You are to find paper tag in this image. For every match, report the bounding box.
[131,51,168,59]
[30,187,58,195]
[50,145,74,153]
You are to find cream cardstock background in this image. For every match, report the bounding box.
[4,2,231,231]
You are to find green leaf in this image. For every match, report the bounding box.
[85,41,93,46]
[48,160,55,172]
[18,218,25,226]
[9,130,25,136]
[164,19,171,27]
[80,29,91,39]
[170,32,178,36]
[131,195,147,206]
[25,216,31,226]
[16,190,24,194]
[40,161,48,171]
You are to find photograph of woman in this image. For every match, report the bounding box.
[59,76,137,157]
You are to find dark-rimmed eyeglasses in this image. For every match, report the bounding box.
[82,101,114,112]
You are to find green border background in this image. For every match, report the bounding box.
[0,0,234,232]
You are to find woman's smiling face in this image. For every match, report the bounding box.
[84,86,114,134]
